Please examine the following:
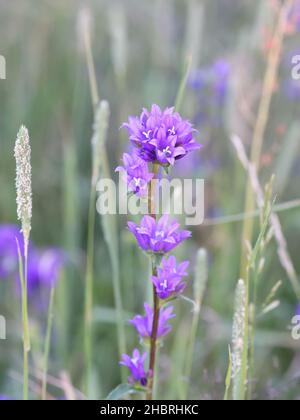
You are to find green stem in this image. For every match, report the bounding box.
[17,236,31,400]
[146,165,160,401]
[183,308,200,399]
[175,55,192,113]
[42,286,55,400]
[84,184,97,395]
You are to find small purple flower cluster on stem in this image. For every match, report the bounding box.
[117,105,200,399]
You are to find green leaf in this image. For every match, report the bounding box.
[106,384,135,400]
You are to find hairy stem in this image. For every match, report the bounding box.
[17,235,31,401]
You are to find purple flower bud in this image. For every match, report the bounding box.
[128,215,191,254]
[122,104,201,166]
[116,152,154,198]
[130,303,175,339]
[152,256,189,299]
[27,248,66,293]
[120,348,148,386]
[0,224,24,279]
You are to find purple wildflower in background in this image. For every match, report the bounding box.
[120,349,148,386]
[130,303,175,339]
[281,49,300,101]
[128,215,191,254]
[296,303,300,317]
[0,395,11,400]
[288,0,300,31]
[212,59,231,106]
[189,58,231,126]
[152,256,189,299]
[116,152,154,198]
[122,104,200,165]
[0,225,24,279]
[27,248,66,294]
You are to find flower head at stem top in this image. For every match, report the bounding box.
[116,152,154,198]
[122,104,201,166]
[130,303,175,340]
[14,125,32,249]
[152,256,189,300]
[120,349,148,387]
[128,215,191,254]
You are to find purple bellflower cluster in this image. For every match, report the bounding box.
[117,105,200,392]
[121,104,200,166]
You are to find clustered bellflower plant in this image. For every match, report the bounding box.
[116,104,201,399]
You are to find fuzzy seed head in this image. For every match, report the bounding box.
[14,125,32,237]
[232,279,246,382]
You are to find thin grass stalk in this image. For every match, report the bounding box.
[175,55,193,113]
[96,105,127,379]
[224,346,233,401]
[240,0,293,279]
[232,134,300,299]
[79,7,99,109]
[81,11,127,389]
[204,199,300,226]
[80,8,100,395]
[183,248,208,399]
[16,241,30,400]
[42,286,55,400]
[83,177,97,395]
[15,125,32,400]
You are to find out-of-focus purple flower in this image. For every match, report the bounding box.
[288,0,300,31]
[27,248,66,294]
[0,225,24,279]
[152,256,189,299]
[212,59,231,105]
[128,215,191,254]
[296,303,300,317]
[188,59,231,126]
[122,105,200,165]
[130,303,175,339]
[116,152,154,198]
[281,49,300,101]
[0,394,11,401]
[282,78,300,100]
[120,349,148,386]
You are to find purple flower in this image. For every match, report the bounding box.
[120,349,148,386]
[27,248,66,293]
[116,152,154,198]
[122,105,200,165]
[0,395,11,400]
[212,59,231,105]
[130,303,175,339]
[128,215,191,254]
[296,303,300,317]
[189,59,231,126]
[152,256,189,299]
[0,225,24,279]
[288,0,300,31]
